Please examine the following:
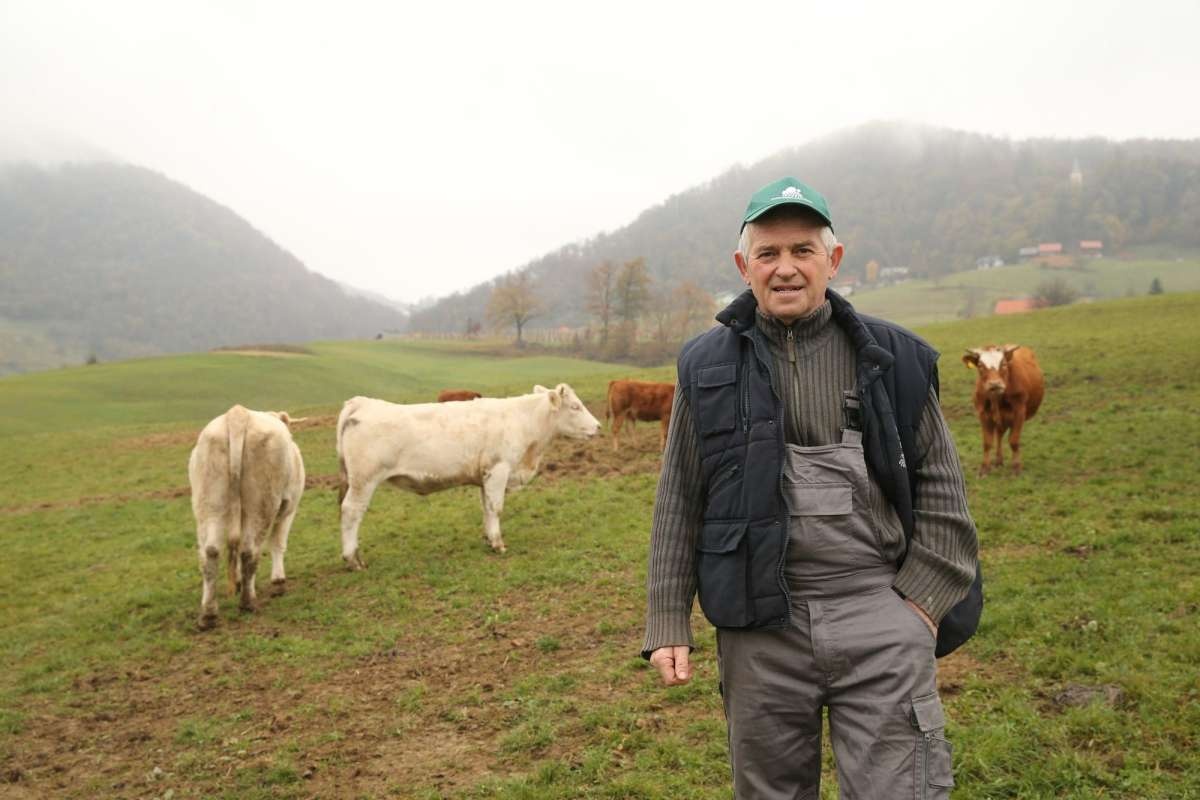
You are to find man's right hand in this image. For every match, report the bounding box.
[649,645,692,686]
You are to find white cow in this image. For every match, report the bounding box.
[188,405,306,629]
[336,383,600,566]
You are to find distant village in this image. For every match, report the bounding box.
[832,158,1107,316]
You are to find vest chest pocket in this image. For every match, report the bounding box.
[695,521,750,627]
[695,364,738,436]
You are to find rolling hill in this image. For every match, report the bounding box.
[407,122,1200,335]
[0,162,405,374]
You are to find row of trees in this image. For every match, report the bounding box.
[484,257,718,360]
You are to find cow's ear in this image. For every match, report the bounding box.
[547,389,562,409]
[533,385,549,394]
[962,350,980,369]
[1003,345,1021,361]
[273,411,292,425]
[556,383,568,398]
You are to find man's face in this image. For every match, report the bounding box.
[734,213,843,324]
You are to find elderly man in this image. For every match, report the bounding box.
[642,177,978,798]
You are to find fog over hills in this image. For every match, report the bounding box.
[3,122,1197,375]
[406,122,1200,335]
[0,161,404,374]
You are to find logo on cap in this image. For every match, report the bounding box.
[779,186,805,199]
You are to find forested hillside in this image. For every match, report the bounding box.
[408,123,1200,334]
[0,162,403,374]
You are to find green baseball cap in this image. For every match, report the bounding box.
[741,177,833,232]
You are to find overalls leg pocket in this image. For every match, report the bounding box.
[910,691,954,798]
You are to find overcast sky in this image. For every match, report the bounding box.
[3,0,1198,305]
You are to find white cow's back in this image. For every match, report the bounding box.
[337,393,553,490]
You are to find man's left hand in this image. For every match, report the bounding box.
[905,598,937,637]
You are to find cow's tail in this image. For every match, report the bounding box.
[225,404,250,595]
[337,452,349,509]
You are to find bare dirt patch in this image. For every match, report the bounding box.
[935,649,1011,698]
[1,486,193,516]
[118,414,338,453]
[1,585,662,799]
[538,407,665,484]
[211,344,316,356]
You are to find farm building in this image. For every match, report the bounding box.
[994,298,1043,315]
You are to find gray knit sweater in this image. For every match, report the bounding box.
[641,301,977,656]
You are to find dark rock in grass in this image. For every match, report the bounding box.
[1053,683,1125,709]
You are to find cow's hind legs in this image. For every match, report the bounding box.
[481,464,511,554]
[197,520,222,629]
[239,543,261,612]
[269,503,297,594]
[339,478,380,570]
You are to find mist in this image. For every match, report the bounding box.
[2,0,1199,305]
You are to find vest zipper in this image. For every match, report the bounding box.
[740,361,751,434]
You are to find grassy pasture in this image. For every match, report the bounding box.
[850,256,1200,328]
[1,294,1198,799]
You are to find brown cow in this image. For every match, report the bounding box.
[606,379,675,452]
[437,389,482,402]
[962,344,1045,476]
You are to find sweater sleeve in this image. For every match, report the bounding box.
[892,384,979,623]
[640,383,704,659]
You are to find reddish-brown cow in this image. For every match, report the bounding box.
[962,344,1045,475]
[606,380,675,452]
[437,389,482,403]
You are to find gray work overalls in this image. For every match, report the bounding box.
[716,424,955,799]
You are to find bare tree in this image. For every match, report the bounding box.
[585,261,618,345]
[615,257,652,328]
[675,281,717,344]
[486,272,542,347]
[1034,277,1078,307]
[648,283,674,344]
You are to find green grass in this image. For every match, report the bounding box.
[0,337,667,436]
[850,255,1200,327]
[1,293,1198,798]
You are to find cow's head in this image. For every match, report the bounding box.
[535,383,601,438]
[962,345,1021,397]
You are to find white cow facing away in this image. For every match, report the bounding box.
[188,405,306,629]
[336,383,600,566]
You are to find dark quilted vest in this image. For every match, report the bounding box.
[678,289,939,631]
